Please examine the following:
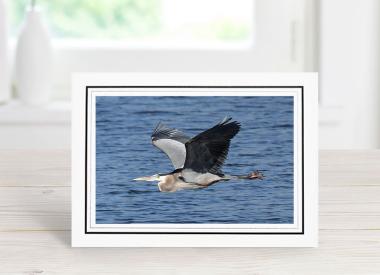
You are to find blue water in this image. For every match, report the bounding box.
[96,96,294,224]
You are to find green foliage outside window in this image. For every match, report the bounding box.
[8,0,251,43]
[8,0,162,39]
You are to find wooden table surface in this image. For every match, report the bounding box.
[0,150,379,274]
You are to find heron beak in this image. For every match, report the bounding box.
[133,175,159,182]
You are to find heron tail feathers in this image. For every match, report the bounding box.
[236,170,264,180]
[223,170,264,180]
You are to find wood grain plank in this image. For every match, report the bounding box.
[0,150,70,187]
[0,230,379,274]
[320,150,380,186]
[0,187,70,231]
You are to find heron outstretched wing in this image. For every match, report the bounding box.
[151,122,190,169]
[183,117,240,174]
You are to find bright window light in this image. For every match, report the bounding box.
[8,0,254,48]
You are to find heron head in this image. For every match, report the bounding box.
[133,174,160,182]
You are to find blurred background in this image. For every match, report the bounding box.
[0,0,379,150]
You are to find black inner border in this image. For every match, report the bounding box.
[85,86,304,235]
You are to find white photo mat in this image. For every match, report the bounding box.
[72,73,318,247]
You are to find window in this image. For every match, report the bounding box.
[9,0,254,49]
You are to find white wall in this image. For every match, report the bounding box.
[319,0,380,149]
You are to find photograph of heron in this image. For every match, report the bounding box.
[134,118,264,191]
[96,96,294,224]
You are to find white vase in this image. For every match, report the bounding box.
[0,0,10,103]
[15,5,52,105]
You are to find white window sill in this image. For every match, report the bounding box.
[0,100,71,125]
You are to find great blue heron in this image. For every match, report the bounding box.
[133,117,264,192]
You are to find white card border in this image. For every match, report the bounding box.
[72,73,318,247]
